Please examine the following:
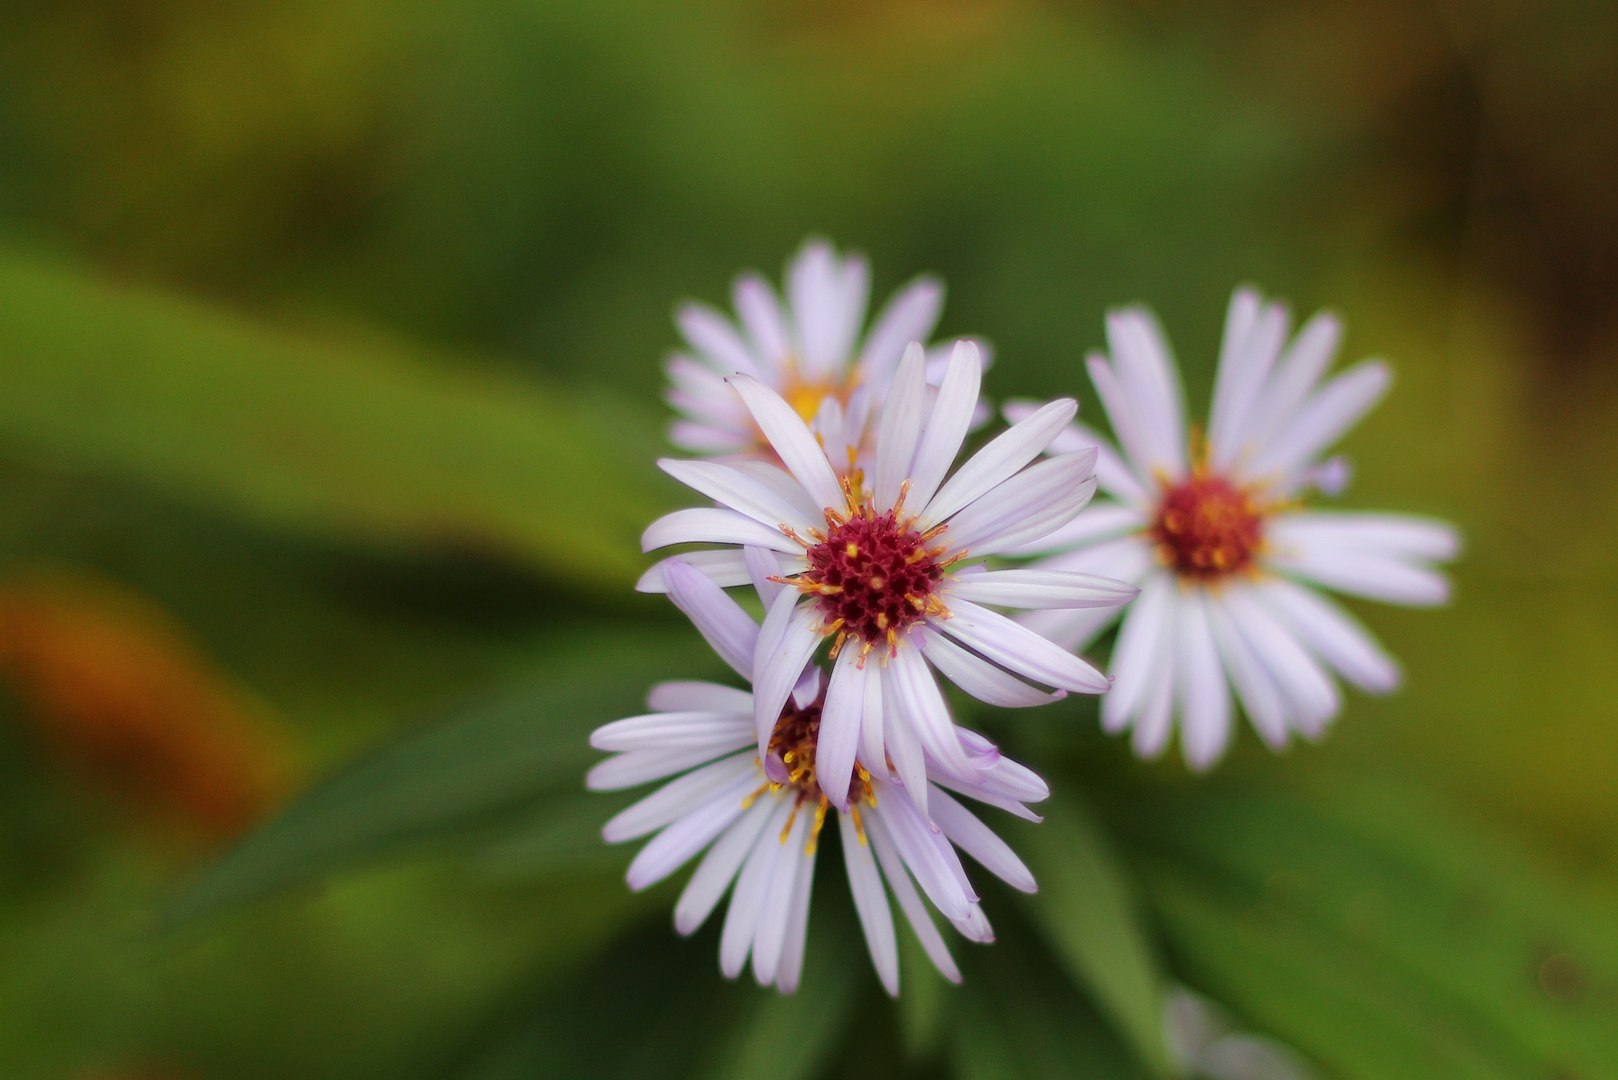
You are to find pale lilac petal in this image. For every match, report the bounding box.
[920,627,1063,708]
[872,344,929,510]
[872,784,976,920]
[1176,591,1234,771]
[888,643,973,780]
[1084,353,1160,491]
[605,754,759,843]
[625,778,756,891]
[1102,572,1175,733]
[588,743,752,791]
[723,459,824,522]
[1209,297,1290,470]
[641,508,800,554]
[928,787,1036,893]
[775,836,818,993]
[637,550,757,593]
[667,354,749,420]
[817,646,867,810]
[997,502,1146,558]
[647,680,753,714]
[733,273,791,371]
[1259,578,1401,694]
[948,568,1139,611]
[880,668,929,818]
[1268,512,1460,563]
[1268,549,1451,607]
[939,453,1099,557]
[921,399,1079,526]
[858,660,886,779]
[753,592,824,750]
[1105,308,1187,477]
[666,559,760,681]
[720,799,795,977]
[590,712,754,753]
[906,341,983,511]
[859,276,944,390]
[939,598,1110,694]
[677,302,762,379]
[1250,362,1391,486]
[669,422,751,454]
[1205,599,1290,750]
[1236,310,1341,469]
[727,374,845,512]
[864,811,961,983]
[791,665,823,710]
[1016,537,1154,651]
[752,807,809,985]
[1222,585,1339,735]
[839,810,898,996]
[790,240,863,379]
[1206,287,1264,462]
[676,794,775,935]
[953,904,994,944]
[657,458,817,534]
[745,546,787,610]
[1001,401,1148,508]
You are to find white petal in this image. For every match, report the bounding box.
[840,810,898,996]
[752,592,824,750]
[920,627,1063,708]
[905,340,983,511]
[928,786,1036,893]
[1084,353,1161,491]
[790,240,865,379]
[657,458,816,535]
[879,667,929,818]
[859,276,944,391]
[939,452,1099,557]
[948,568,1139,611]
[1267,546,1451,607]
[641,507,801,554]
[676,794,776,935]
[1259,577,1400,694]
[752,806,809,986]
[637,550,756,593]
[669,421,751,454]
[604,757,752,846]
[1210,298,1291,470]
[774,835,818,993]
[677,302,762,379]
[939,598,1110,694]
[1268,512,1460,562]
[1206,287,1264,463]
[648,680,754,714]
[666,559,760,681]
[1250,362,1391,486]
[625,777,756,891]
[733,273,790,369]
[997,501,1146,557]
[724,459,824,523]
[720,798,796,977]
[858,660,887,780]
[1175,591,1233,772]
[1237,310,1341,469]
[590,711,754,753]
[872,785,975,921]
[1131,649,1177,760]
[864,810,961,983]
[816,646,867,810]
[667,355,749,422]
[1205,598,1290,750]
[728,375,845,512]
[1104,308,1187,476]
[921,399,1079,525]
[1100,572,1175,733]
[872,343,929,510]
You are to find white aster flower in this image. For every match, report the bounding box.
[640,340,1139,817]
[1005,287,1460,770]
[590,559,1049,995]
[665,237,989,464]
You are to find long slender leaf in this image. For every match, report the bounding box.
[0,246,667,591]
[1013,791,1171,1076]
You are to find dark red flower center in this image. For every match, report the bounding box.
[794,499,950,658]
[1149,473,1264,580]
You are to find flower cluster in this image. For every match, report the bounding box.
[591,243,1457,996]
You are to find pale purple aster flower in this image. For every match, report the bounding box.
[1004,287,1460,770]
[639,340,1138,817]
[665,237,990,465]
[589,559,1048,995]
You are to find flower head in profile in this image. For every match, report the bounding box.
[664,237,988,465]
[589,560,1048,995]
[1005,287,1459,769]
[640,340,1138,817]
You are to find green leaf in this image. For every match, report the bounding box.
[0,245,668,591]
[1013,791,1171,1077]
[1125,779,1618,1079]
[165,626,720,926]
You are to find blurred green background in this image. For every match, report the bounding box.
[0,1,1614,1077]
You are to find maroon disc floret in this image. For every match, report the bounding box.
[1149,473,1264,580]
[797,506,947,655]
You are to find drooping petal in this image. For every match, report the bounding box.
[638,549,766,593]
[840,810,899,996]
[675,794,776,935]
[625,776,758,891]
[816,645,867,811]
[647,680,753,714]
[720,798,796,977]
[752,591,824,750]
[774,834,818,993]
[1102,573,1175,734]
[864,810,961,982]
[887,642,974,781]
[752,807,810,986]
[666,559,760,681]
[1206,598,1290,750]
[927,787,1037,893]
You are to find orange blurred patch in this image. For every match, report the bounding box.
[0,571,291,840]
